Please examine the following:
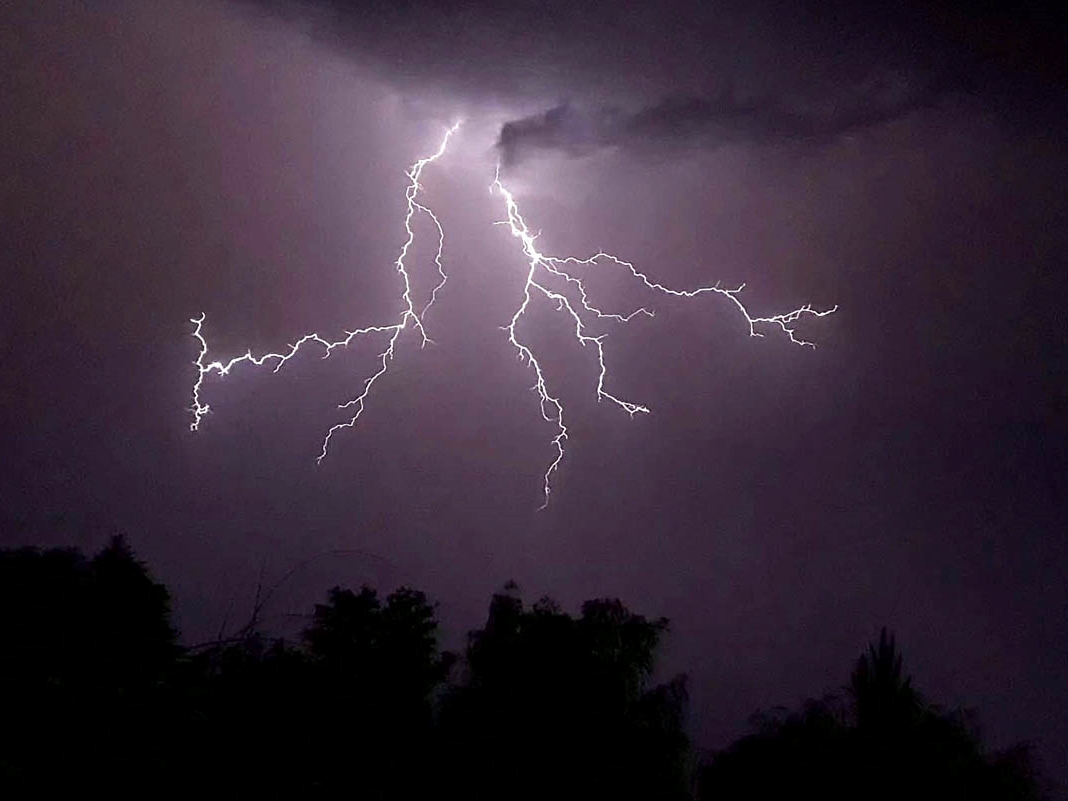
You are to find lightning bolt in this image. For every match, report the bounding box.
[491,165,836,507]
[189,121,461,462]
[188,119,835,509]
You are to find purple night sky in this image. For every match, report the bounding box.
[2,0,1066,790]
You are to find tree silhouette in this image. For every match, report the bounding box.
[440,583,692,801]
[303,585,449,797]
[698,628,1044,801]
[0,538,1046,799]
[0,536,177,792]
[180,583,450,797]
[849,626,921,734]
[88,535,178,690]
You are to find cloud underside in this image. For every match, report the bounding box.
[245,0,1065,160]
[496,83,938,165]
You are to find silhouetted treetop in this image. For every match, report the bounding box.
[0,535,176,690]
[699,627,1044,801]
[0,536,178,792]
[849,626,922,734]
[446,583,691,801]
[90,535,178,681]
[0,541,1046,800]
[302,584,450,701]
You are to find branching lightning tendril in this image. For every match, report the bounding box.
[189,122,836,507]
[190,122,460,462]
[490,166,836,507]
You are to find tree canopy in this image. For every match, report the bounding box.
[698,627,1043,800]
[0,541,1044,799]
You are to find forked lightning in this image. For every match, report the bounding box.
[189,122,835,506]
[190,123,461,462]
[490,167,836,507]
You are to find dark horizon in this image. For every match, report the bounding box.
[0,536,1048,797]
[2,0,1066,794]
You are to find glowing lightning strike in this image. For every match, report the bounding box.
[187,120,834,509]
[491,165,836,507]
[189,122,461,462]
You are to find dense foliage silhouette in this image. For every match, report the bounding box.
[0,537,178,792]
[179,584,449,795]
[0,541,1044,799]
[438,583,692,800]
[698,628,1043,800]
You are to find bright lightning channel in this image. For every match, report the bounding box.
[491,165,836,508]
[190,122,461,461]
[188,121,834,509]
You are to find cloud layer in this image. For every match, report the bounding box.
[496,74,942,165]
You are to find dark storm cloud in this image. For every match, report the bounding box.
[254,0,1067,136]
[495,74,940,165]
